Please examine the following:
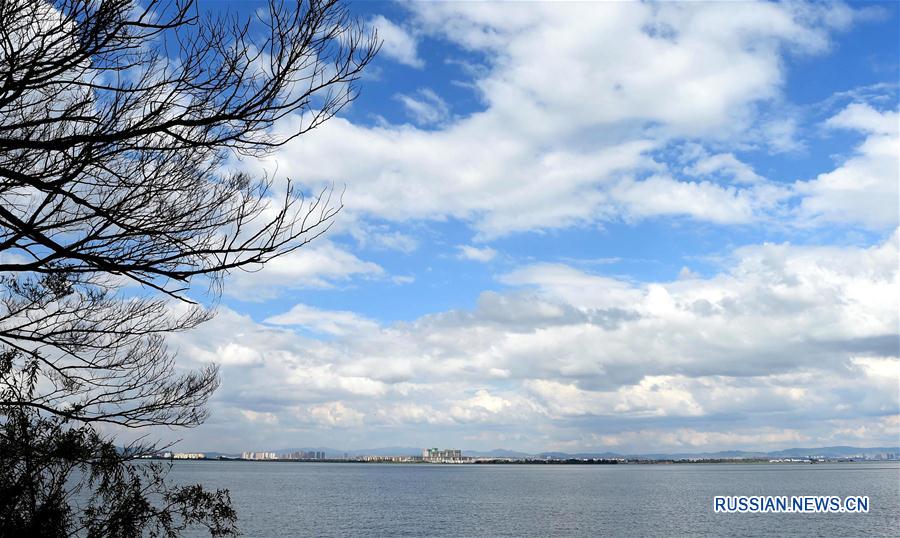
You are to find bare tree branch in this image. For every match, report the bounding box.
[0,1,378,534]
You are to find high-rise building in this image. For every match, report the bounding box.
[422,448,464,462]
[242,451,276,460]
[172,452,205,459]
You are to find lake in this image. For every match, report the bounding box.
[168,461,900,536]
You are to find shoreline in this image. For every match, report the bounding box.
[142,457,893,466]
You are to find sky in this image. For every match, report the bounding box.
[162,0,899,454]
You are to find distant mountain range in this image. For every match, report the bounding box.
[198,445,899,460]
[536,446,900,460]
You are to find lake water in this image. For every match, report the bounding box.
[168,461,900,536]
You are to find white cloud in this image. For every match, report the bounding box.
[457,244,497,262]
[826,102,898,133]
[762,117,805,153]
[851,356,900,381]
[240,409,278,425]
[448,389,517,423]
[347,221,419,253]
[526,376,704,418]
[304,402,365,428]
[413,1,841,134]
[251,2,861,237]
[794,104,899,229]
[589,427,811,451]
[610,175,771,223]
[224,241,383,299]
[395,88,450,126]
[216,343,264,367]
[826,414,900,443]
[677,266,701,280]
[685,153,765,184]
[165,233,899,452]
[369,15,423,68]
[501,263,641,310]
[265,304,378,336]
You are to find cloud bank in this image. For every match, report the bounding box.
[169,232,899,453]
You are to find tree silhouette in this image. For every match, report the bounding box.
[0,0,378,534]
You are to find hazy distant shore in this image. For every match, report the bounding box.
[141,456,894,465]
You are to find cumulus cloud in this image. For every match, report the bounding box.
[685,152,765,184]
[166,233,899,452]
[794,103,899,229]
[763,117,805,153]
[265,304,378,336]
[224,241,384,299]
[457,244,497,262]
[368,15,423,68]
[345,220,419,253]
[248,2,861,237]
[609,175,775,224]
[215,343,264,367]
[395,88,450,126]
[304,402,366,428]
[589,427,811,451]
[241,409,278,425]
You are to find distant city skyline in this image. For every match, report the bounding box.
[168,444,900,463]
[146,0,898,455]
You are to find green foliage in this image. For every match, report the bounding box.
[0,406,238,537]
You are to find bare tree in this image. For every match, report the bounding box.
[0,0,378,534]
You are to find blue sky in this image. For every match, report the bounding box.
[168,1,899,454]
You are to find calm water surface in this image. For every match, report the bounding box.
[169,461,900,537]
